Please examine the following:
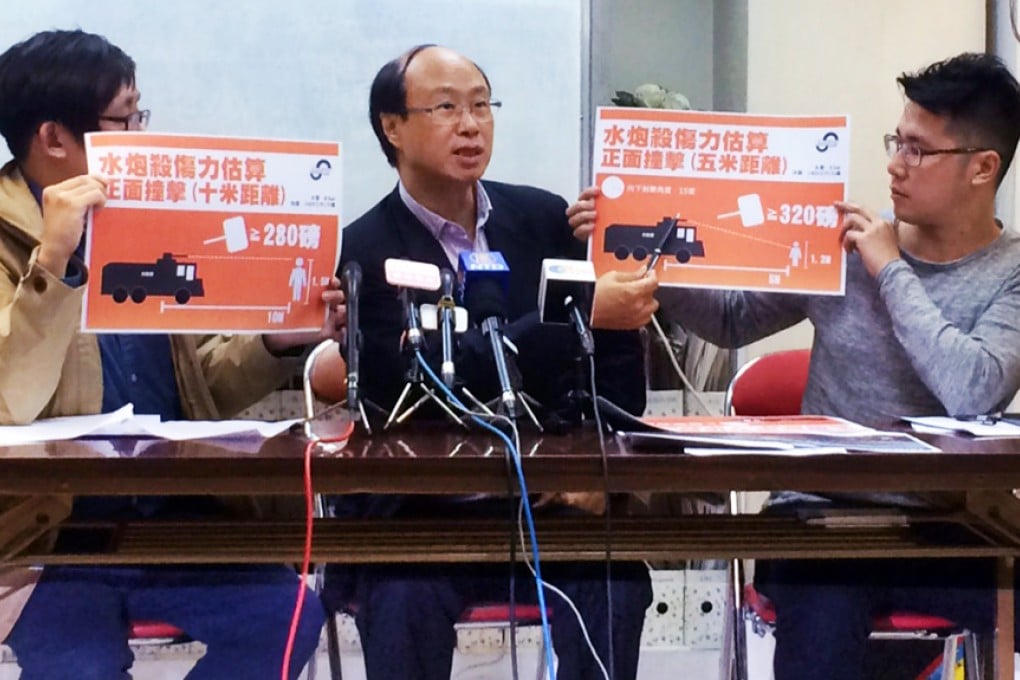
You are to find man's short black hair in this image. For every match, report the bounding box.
[0,29,136,162]
[368,44,491,167]
[898,52,1020,186]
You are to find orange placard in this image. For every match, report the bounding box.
[82,133,341,333]
[643,415,874,436]
[590,108,849,294]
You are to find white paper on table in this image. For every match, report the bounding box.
[140,418,301,441]
[0,404,135,444]
[683,446,848,457]
[0,404,300,444]
[903,416,1020,437]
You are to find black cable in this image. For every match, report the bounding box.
[588,353,615,679]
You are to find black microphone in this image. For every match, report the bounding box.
[564,294,595,357]
[464,276,519,418]
[438,268,457,387]
[341,261,362,411]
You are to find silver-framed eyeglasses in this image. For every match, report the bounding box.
[99,109,151,130]
[883,133,991,167]
[405,100,501,125]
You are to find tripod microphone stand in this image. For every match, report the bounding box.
[384,288,467,430]
[561,295,596,423]
[458,331,545,432]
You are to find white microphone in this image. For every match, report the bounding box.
[538,258,595,356]
[384,258,441,354]
[384,258,442,291]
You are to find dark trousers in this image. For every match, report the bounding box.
[352,561,651,680]
[6,564,325,680]
[757,556,1019,680]
[328,494,651,679]
[4,496,326,680]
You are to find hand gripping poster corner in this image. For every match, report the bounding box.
[590,107,849,294]
[82,132,341,333]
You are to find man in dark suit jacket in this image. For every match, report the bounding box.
[331,44,655,680]
[341,179,648,423]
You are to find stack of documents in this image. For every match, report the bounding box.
[596,397,939,454]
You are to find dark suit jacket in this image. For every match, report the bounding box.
[337,180,645,426]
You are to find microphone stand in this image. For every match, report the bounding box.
[340,262,386,434]
[563,297,595,422]
[438,269,457,389]
[384,288,467,430]
[460,332,544,432]
[345,382,377,435]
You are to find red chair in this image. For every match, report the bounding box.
[723,348,811,418]
[128,621,190,644]
[724,349,981,680]
[456,603,547,627]
[742,585,979,680]
[456,603,552,678]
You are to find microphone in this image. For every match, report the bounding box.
[384,258,441,354]
[341,261,363,411]
[538,258,595,357]
[437,268,457,387]
[459,251,518,417]
[381,258,469,429]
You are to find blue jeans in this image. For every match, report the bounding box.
[5,564,326,680]
[757,556,1018,680]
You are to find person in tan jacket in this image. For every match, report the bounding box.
[0,29,343,679]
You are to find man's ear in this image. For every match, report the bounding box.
[35,121,74,160]
[971,149,1001,188]
[380,113,402,151]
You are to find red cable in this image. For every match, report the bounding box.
[281,420,355,680]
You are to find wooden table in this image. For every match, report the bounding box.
[2,424,1019,677]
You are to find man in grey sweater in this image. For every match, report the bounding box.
[571,52,1020,679]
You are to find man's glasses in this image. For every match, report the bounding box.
[405,100,501,125]
[99,109,151,130]
[883,133,991,168]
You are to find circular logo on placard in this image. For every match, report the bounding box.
[310,159,332,180]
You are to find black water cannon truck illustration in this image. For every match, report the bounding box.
[603,216,706,264]
[101,252,205,304]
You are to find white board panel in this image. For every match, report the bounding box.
[0,0,582,224]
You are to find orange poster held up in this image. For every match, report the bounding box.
[591,108,849,294]
[82,133,341,333]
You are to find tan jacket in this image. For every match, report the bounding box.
[0,161,301,640]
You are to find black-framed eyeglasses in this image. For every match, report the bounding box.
[99,109,151,130]
[883,133,991,167]
[405,100,501,125]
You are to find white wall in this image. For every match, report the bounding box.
[992,0,1020,232]
[588,0,716,185]
[590,0,715,112]
[713,0,748,113]
[0,0,584,225]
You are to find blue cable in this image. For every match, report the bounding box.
[414,351,557,679]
